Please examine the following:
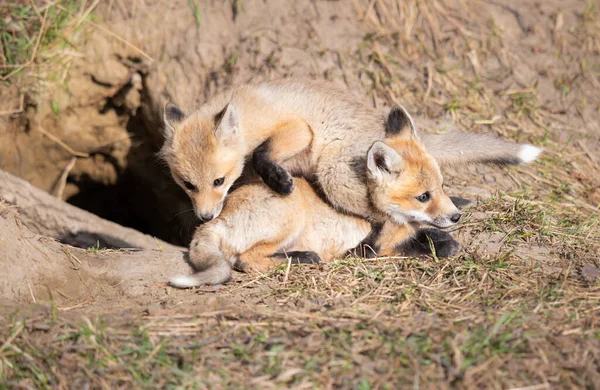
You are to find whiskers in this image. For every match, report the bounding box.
[169,208,195,222]
[184,213,200,238]
[168,208,201,242]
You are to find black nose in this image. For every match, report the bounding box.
[199,213,214,222]
[450,213,462,223]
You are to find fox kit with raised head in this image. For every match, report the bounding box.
[169,106,463,288]
[160,79,541,223]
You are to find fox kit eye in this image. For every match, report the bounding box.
[183,181,196,191]
[416,192,430,203]
[213,177,225,187]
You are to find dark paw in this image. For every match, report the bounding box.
[263,166,295,195]
[398,228,461,258]
[431,236,461,257]
[233,259,250,272]
[271,251,321,264]
[252,140,295,195]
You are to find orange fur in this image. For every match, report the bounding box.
[367,134,458,230]
[238,242,283,272]
[268,119,313,162]
[170,124,462,288]
[376,222,418,257]
[162,80,540,226]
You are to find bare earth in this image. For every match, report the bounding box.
[0,0,599,388]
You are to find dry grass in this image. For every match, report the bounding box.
[1,256,598,388]
[1,0,599,388]
[0,0,98,109]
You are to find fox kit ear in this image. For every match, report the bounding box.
[214,104,240,145]
[163,102,186,138]
[367,141,404,182]
[386,104,418,140]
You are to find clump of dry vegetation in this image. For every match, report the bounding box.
[0,0,599,388]
[1,255,598,388]
[0,0,97,113]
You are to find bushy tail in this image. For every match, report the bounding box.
[420,129,542,166]
[169,262,232,288]
[169,226,232,289]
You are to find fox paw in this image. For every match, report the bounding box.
[264,166,295,195]
[398,228,461,258]
[271,251,321,264]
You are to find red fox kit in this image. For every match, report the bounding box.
[160,79,541,223]
[169,106,463,288]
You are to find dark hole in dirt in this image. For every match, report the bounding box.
[65,100,199,248]
[58,230,145,250]
[67,175,159,239]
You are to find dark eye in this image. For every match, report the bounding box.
[213,177,225,187]
[183,181,196,191]
[416,192,430,203]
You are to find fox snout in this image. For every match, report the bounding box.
[193,201,224,222]
[431,210,461,229]
[196,211,215,222]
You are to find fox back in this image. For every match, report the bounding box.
[160,79,541,223]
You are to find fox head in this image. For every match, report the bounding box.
[159,102,246,222]
[366,105,461,229]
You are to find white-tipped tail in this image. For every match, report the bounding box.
[420,130,543,167]
[518,144,542,164]
[169,262,232,289]
[169,275,205,288]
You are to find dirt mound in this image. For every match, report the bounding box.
[0,200,189,306]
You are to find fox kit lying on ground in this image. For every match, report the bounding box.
[160,79,541,223]
[169,107,467,288]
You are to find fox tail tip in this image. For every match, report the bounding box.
[518,144,542,164]
[169,264,231,289]
[169,275,202,289]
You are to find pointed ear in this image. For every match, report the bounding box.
[163,102,186,139]
[214,104,240,145]
[367,141,404,182]
[386,104,418,140]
